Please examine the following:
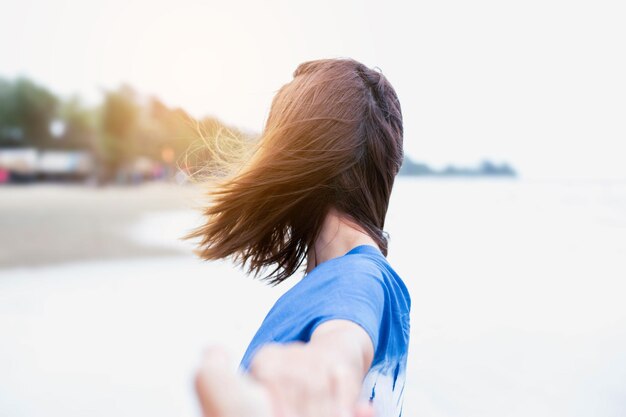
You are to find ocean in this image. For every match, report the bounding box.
[1,178,625,417]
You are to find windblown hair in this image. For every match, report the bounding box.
[187,58,404,285]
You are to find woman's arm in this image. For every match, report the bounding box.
[249,319,375,417]
[309,318,375,378]
[195,319,375,417]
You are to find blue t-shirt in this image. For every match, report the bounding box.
[240,244,411,417]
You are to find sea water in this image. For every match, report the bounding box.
[0,178,624,417]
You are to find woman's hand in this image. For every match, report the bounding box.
[195,320,375,417]
[195,347,274,417]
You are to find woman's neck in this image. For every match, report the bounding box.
[306,207,378,273]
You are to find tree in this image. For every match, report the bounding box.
[99,85,139,171]
[51,97,97,151]
[0,77,58,148]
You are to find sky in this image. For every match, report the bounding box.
[1,0,625,179]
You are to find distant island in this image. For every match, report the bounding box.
[399,157,517,177]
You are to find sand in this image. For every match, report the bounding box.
[0,183,205,268]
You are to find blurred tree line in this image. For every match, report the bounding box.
[0,76,250,182]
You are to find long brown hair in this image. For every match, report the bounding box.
[187,58,403,285]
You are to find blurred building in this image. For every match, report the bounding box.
[0,148,93,182]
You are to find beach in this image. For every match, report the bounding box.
[0,183,202,268]
[1,178,625,417]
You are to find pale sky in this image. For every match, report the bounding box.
[1,0,625,179]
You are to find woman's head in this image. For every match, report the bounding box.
[189,58,403,284]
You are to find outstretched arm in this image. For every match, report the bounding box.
[195,319,375,417]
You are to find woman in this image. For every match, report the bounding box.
[190,58,410,417]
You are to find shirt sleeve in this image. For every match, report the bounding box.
[299,267,387,355]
